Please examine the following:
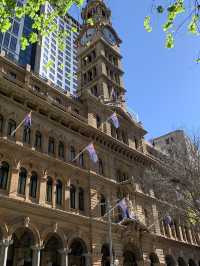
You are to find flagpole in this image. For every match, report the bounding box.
[11,110,32,137]
[107,199,114,266]
[71,147,87,162]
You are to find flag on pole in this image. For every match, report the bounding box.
[11,111,32,137]
[164,215,173,226]
[24,112,32,128]
[109,112,119,129]
[111,88,117,100]
[85,143,98,163]
[117,198,130,219]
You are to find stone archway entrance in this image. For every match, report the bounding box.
[149,253,160,266]
[189,259,197,266]
[178,257,187,266]
[101,244,110,266]
[7,228,35,266]
[41,234,63,266]
[69,238,87,266]
[165,255,176,266]
[123,251,137,266]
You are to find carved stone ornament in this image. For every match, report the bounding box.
[24,217,30,228]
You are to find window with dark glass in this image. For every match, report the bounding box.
[29,172,37,198]
[100,194,106,216]
[35,131,42,149]
[18,167,27,195]
[70,146,76,161]
[56,180,62,206]
[0,162,9,190]
[0,115,3,132]
[23,126,31,144]
[7,119,16,136]
[78,188,84,211]
[58,141,65,159]
[96,115,101,129]
[91,85,98,97]
[46,176,53,203]
[79,153,84,167]
[99,159,104,175]
[48,137,55,154]
[70,185,76,209]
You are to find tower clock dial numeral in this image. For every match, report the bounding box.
[80,28,97,46]
[102,26,117,46]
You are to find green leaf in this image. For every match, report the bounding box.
[20,36,29,50]
[87,18,94,26]
[157,5,164,14]
[165,33,174,49]
[188,15,199,35]
[29,32,38,44]
[144,16,152,33]
[44,60,54,70]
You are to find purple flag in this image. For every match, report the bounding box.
[109,112,119,129]
[24,112,32,128]
[85,143,98,163]
[117,198,130,219]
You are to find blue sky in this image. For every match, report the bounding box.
[71,0,200,139]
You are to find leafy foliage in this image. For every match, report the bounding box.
[144,16,152,32]
[145,0,200,57]
[0,0,84,51]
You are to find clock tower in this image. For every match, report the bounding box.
[77,0,126,108]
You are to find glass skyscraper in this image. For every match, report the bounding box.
[0,1,80,93]
[35,3,80,92]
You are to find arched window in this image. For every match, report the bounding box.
[70,185,76,209]
[70,146,76,161]
[29,172,37,198]
[56,180,63,206]
[79,153,84,167]
[35,131,42,149]
[99,159,104,175]
[7,119,16,137]
[0,114,3,132]
[58,141,65,159]
[116,170,121,183]
[0,162,9,190]
[79,187,84,211]
[18,167,27,195]
[116,128,120,140]
[46,176,53,203]
[96,115,101,129]
[48,137,55,154]
[23,126,31,144]
[100,194,106,216]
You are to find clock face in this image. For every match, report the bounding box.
[102,26,117,46]
[80,28,97,46]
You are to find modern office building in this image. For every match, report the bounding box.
[0,1,80,93]
[34,3,80,92]
[0,0,200,266]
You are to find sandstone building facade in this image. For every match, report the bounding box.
[0,1,200,266]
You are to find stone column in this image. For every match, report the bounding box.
[59,248,71,266]
[52,179,57,208]
[9,167,19,196]
[25,172,31,200]
[0,239,12,266]
[39,175,47,205]
[64,181,70,210]
[32,246,42,266]
[83,253,91,266]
